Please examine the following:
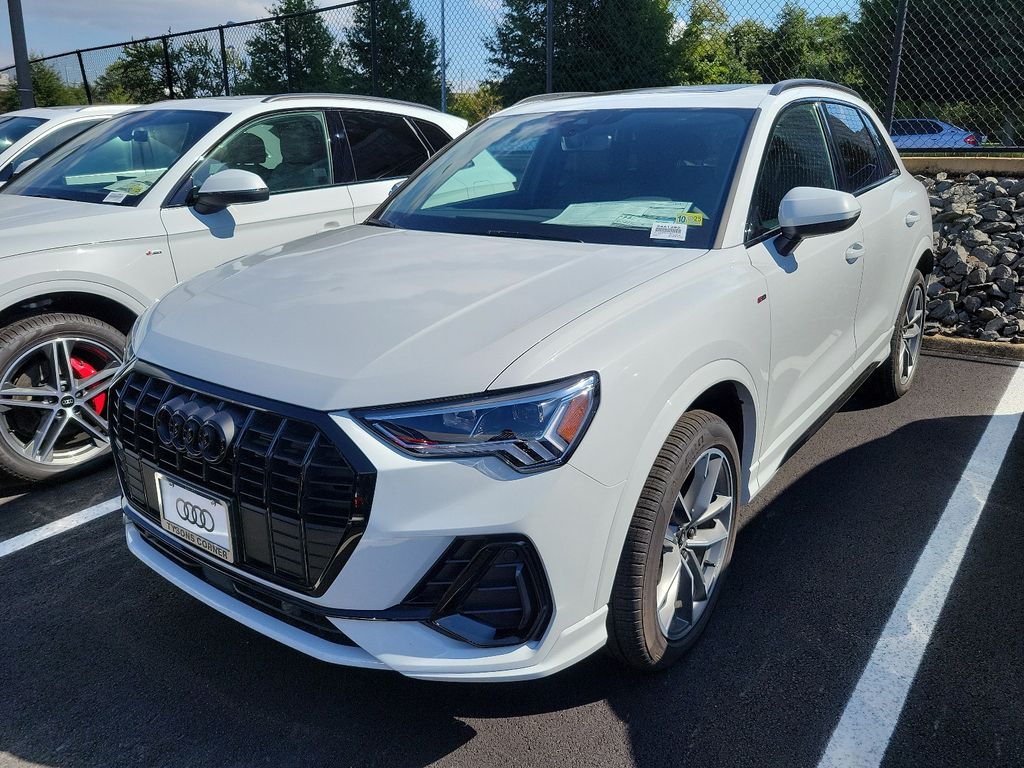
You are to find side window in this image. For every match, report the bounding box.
[857,108,898,178]
[823,103,887,193]
[926,121,944,135]
[193,111,332,195]
[341,111,428,181]
[748,103,837,239]
[413,119,454,153]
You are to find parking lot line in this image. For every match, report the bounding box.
[0,496,120,558]
[818,364,1024,768]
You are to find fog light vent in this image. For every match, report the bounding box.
[400,537,552,647]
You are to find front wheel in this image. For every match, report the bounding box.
[606,410,740,671]
[0,313,125,484]
[869,270,925,403]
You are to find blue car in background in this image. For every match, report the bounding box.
[889,118,986,150]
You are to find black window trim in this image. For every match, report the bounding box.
[818,98,901,197]
[162,107,339,209]
[336,107,433,187]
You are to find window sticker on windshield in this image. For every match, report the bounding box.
[104,178,152,196]
[103,191,128,204]
[650,222,687,242]
[544,200,696,229]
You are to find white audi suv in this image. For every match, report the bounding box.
[0,94,466,483]
[110,81,933,681]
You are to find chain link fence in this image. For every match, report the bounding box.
[1,0,1021,151]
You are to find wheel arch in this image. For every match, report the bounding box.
[0,288,143,337]
[592,359,761,613]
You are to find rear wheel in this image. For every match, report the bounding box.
[0,313,124,484]
[869,270,925,403]
[607,410,740,671]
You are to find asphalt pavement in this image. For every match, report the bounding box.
[1,353,1022,768]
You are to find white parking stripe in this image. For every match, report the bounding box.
[818,364,1024,768]
[0,496,120,559]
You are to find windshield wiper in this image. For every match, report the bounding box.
[484,229,582,243]
[364,217,400,229]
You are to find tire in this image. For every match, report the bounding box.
[869,269,926,404]
[606,410,741,672]
[0,313,125,485]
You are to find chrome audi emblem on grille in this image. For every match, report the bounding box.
[176,498,215,531]
[156,395,237,463]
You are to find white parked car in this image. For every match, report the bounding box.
[0,94,466,483]
[0,104,134,187]
[110,80,933,681]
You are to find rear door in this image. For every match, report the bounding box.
[159,109,356,282]
[744,101,865,461]
[820,101,912,351]
[337,109,433,221]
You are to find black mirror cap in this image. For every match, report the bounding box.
[775,208,861,256]
[193,185,270,214]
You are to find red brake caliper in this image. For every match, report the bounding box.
[70,357,106,415]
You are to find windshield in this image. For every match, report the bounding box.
[377,108,754,249]
[3,109,227,206]
[0,116,48,151]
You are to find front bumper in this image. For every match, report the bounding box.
[123,414,625,682]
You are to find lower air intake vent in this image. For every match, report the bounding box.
[400,537,552,647]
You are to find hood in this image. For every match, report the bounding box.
[139,226,702,411]
[0,194,153,258]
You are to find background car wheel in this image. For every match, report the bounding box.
[869,269,926,404]
[606,410,740,672]
[0,313,125,485]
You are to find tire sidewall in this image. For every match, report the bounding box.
[889,270,926,398]
[640,417,741,667]
[0,314,126,483]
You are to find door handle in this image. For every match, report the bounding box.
[905,210,920,227]
[845,242,865,264]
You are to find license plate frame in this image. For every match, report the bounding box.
[155,472,235,564]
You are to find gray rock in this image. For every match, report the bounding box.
[991,264,1015,280]
[963,295,983,313]
[970,245,1000,265]
[985,316,1007,333]
[981,208,1010,222]
[967,267,987,285]
[928,299,956,320]
[979,330,1000,341]
[962,229,992,247]
[927,280,945,298]
[978,306,1000,322]
[997,278,1017,295]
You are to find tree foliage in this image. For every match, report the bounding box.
[0,59,86,112]
[449,83,503,124]
[672,0,757,85]
[343,0,441,104]
[487,0,675,105]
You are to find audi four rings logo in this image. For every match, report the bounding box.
[176,498,216,532]
[156,396,237,463]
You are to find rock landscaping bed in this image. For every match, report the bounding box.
[922,172,1024,345]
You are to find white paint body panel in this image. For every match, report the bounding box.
[122,84,934,680]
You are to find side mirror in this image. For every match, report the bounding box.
[775,186,861,256]
[193,169,269,214]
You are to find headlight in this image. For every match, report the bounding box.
[352,373,599,473]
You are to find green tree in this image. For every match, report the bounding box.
[342,0,441,105]
[172,37,224,98]
[727,18,771,81]
[0,58,86,112]
[487,0,675,105]
[449,83,503,124]
[671,0,757,85]
[93,41,167,103]
[238,0,341,93]
[759,2,852,84]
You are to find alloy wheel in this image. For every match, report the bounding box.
[0,337,121,468]
[655,447,735,641]
[900,284,925,385]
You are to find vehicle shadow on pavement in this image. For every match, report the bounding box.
[1,410,1018,767]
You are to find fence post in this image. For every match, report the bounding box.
[440,0,447,112]
[370,0,380,96]
[282,17,293,91]
[219,27,230,96]
[7,0,35,107]
[883,0,910,131]
[545,0,553,93]
[162,36,174,98]
[76,50,93,104]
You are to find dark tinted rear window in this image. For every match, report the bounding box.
[413,119,454,153]
[823,103,887,193]
[341,111,429,181]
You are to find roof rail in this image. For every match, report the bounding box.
[261,92,440,112]
[514,92,594,106]
[769,79,861,99]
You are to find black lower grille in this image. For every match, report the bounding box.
[110,363,376,595]
[135,523,354,645]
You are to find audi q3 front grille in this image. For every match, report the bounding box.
[109,363,376,595]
